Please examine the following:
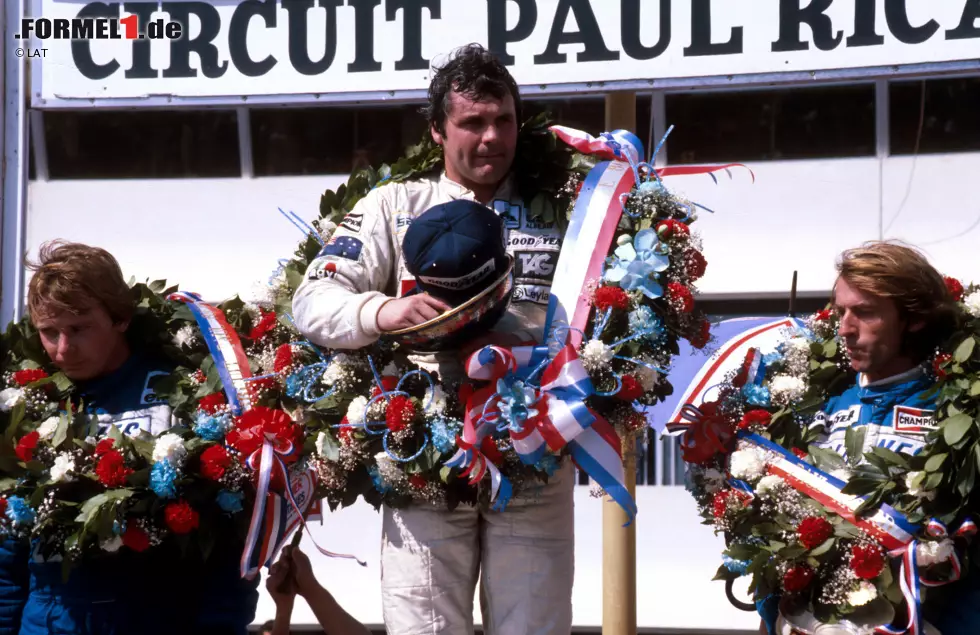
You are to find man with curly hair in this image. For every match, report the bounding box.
[0,240,259,635]
[758,240,978,634]
[292,44,575,635]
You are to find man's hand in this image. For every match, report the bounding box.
[284,545,320,600]
[266,556,296,609]
[377,294,451,332]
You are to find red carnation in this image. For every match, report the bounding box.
[783,565,814,593]
[738,409,772,430]
[337,418,355,445]
[689,318,711,349]
[164,500,200,534]
[385,396,416,433]
[122,523,150,552]
[273,344,295,374]
[247,309,278,341]
[814,309,832,322]
[594,286,630,312]
[198,392,227,414]
[94,438,116,457]
[792,447,808,459]
[200,445,232,481]
[247,376,277,399]
[712,489,751,519]
[615,375,645,401]
[0,499,8,517]
[15,431,40,463]
[408,475,426,490]
[684,249,707,281]
[797,516,833,550]
[95,450,133,488]
[933,352,952,380]
[850,544,885,580]
[191,370,207,384]
[12,369,48,387]
[371,376,400,398]
[667,282,694,313]
[945,276,964,302]
[657,219,690,239]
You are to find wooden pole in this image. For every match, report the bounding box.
[602,91,637,635]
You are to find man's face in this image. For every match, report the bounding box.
[834,277,913,380]
[34,304,129,381]
[432,90,517,192]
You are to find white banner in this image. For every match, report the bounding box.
[21,0,980,106]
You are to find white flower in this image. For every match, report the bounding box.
[786,336,811,354]
[729,448,767,483]
[770,374,806,405]
[321,354,351,386]
[315,431,331,458]
[580,339,614,371]
[917,539,955,567]
[904,471,936,500]
[381,362,399,377]
[634,364,661,392]
[172,325,198,348]
[346,396,369,426]
[37,416,60,440]
[0,388,24,412]
[101,535,124,552]
[50,453,75,482]
[756,475,786,497]
[424,385,447,416]
[152,433,187,464]
[701,468,726,493]
[846,580,877,607]
[964,290,980,318]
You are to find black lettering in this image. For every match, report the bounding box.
[683,0,743,56]
[165,22,181,38]
[52,19,67,38]
[487,0,536,65]
[124,3,159,79]
[71,3,120,80]
[772,0,843,52]
[947,0,980,40]
[622,0,671,60]
[885,0,939,44]
[18,18,33,38]
[72,18,95,39]
[229,0,278,77]
[533,0,619,65]
[162,2,228,78]
[37,19,51,39]
[146,18,164,38]
[109,17,122,38]
[348,0,382,72]
[386,0,441,71]
[281,0,343,75]
[95,18,109,38]
[846,0,883,47]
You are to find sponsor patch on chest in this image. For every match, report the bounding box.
[893,406,937,434]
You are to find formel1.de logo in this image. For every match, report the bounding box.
[15,14,182,40]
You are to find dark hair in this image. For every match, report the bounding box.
[423,43,522,136]
[835,240,959,362]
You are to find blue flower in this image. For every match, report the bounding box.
[495,379,540,433]
[429,418,461,454]
[742,384,771,407]
[638,180,663,195]
[5,497,35,526]
[193,412,231,442]
[285,374,305,399]
[216,489,244,514]
[368,466,391,495]
[723,554,750,576]
[604,229,669,299]
[628,306,665,343]
[535,454,560,477]
[150,460,179,499]
[762,352,782,366]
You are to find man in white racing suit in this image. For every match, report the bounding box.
[292,45,574,635]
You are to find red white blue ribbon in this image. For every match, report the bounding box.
[451,343,637,521]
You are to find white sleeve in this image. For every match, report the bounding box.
[291,187,397,350]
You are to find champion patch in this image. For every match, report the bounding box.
[317,236,363,262]
[893,406,937,434]
[340,213,363,233]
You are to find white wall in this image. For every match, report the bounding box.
[25,152,980,305]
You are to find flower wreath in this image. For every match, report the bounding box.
[254,118,749,518]
[678,276,980,631]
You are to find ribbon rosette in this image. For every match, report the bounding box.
[446,343,637,522]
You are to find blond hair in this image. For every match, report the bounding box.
[26,240,134,324]
[835,240,957,359]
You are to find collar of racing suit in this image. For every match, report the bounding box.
[853,365,933,413]
[437,171,516,204]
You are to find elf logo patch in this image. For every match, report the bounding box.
[308,259,338,280]
[893,406,937,434]
[340,212,363,233]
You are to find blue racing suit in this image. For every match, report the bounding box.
[0,350,259,635]
[759,367,980,634]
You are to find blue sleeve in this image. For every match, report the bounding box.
[0,538,29,635]
[755,593,779,635]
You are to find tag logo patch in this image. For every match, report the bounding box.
[515,251,558,284]
[340,213,363,233]
[893,406,937,434]
[317,236,363,262]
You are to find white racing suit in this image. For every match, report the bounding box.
[292,172,575,635]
